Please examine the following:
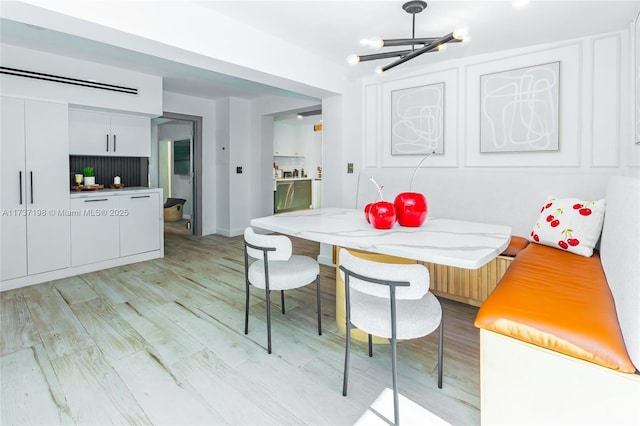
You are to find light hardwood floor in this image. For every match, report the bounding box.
[1,225,481,425]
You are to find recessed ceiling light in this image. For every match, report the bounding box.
[513,0,530,8]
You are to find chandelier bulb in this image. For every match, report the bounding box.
[375,66,384,74]
[370,36,384,50]
[437,44,447,52]
[346,54,361,65]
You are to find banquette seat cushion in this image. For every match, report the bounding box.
[475,243,636,373]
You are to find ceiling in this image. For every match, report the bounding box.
[2,1,639,100]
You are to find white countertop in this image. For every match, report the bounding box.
[70,187,162,198]
[251,208,511,269]
[275,177,313,182]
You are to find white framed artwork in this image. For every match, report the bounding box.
[480,62,560,153]
[464,43,580,167]
[378,69,458,168]
[391,82,444,155]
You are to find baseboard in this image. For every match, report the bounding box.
[1,251,162,292]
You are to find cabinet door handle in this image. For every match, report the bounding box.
[113,134,116,152]
[106,134,109,152]
[19,171,23,205]
[30,171,34,204]
[84,198,109,203]
[131,195,150,199]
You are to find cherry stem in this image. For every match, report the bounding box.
[369,177,385,201]
[410,151,436,192]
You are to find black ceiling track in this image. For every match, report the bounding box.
[0,66,138,95]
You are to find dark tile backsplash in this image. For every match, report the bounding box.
[69,156,148,188]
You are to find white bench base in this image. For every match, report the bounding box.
[480,330,640,425]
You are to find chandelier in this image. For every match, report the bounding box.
[347,1,466,73]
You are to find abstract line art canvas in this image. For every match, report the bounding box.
[480,62,560,153]
[391,82,445,155]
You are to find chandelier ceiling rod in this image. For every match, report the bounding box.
[347,1,466,73]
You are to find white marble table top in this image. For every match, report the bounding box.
[251,208,512,269]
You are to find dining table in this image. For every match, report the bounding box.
[250,207,512,341]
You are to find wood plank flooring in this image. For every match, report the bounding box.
[0,224,482,425]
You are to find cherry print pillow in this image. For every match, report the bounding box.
[530,196,606,257]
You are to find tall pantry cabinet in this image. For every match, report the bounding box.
[1,97,70,282]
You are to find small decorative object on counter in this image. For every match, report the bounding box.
[82,167,96,186]
[74,174,83,185]
[72,184,104,191]
[394,151,435,227]
[110,180,124,190]
[366,177,396,229]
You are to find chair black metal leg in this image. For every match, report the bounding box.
[438,317,444,389]
[266,289,272,354]
[244,282,250,335]
[391,335,399,425]
[316,275,322,335]
[281,290,285,314]
[368,334,373,357]
[343,322,352,397]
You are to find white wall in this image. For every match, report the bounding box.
[329,29,635,238]
[0,44,161,115]
[228,97,251,236]
[158,140,171,205]
[163,92,217,235]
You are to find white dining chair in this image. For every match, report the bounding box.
[339,248,443,425]
[243,227,322,354]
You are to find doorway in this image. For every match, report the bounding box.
[272,108,322,214]
[151,112,203,236]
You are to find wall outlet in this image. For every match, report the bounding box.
[347,163,354,174]
[236,166,243,174]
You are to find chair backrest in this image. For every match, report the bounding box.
[244,227,292,261]
[339,249,430,300]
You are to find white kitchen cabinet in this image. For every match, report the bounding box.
[69,109,150,157]
[120,192,161,256]
[70,196,120,267]
[1,97,28,280]
[1,97,70,281]
[273,136,303,156]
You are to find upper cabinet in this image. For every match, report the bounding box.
[273,136,303,157]
[69,109,151,157]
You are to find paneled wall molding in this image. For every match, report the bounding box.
[590,33,621,168]
[360,30,630,171]
[632,14,640,168]
[380,69,459,168]
[363,83,379,168]
[465,43,582,167]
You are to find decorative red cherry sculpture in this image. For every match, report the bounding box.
[364,203,373,223]
[393,150,436,228]
[394,192,427,227]
[368,201,396,229]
